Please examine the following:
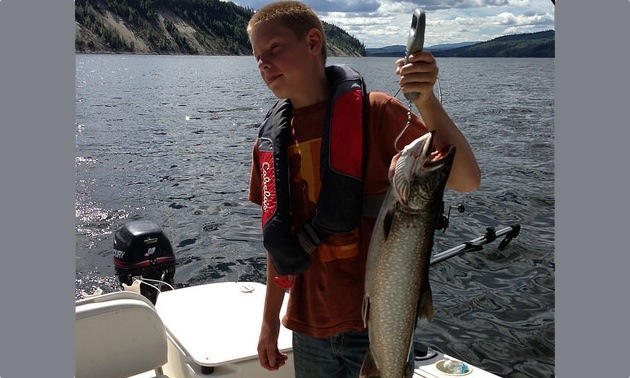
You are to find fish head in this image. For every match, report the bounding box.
[392,131,456,210]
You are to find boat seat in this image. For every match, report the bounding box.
[76,291,169,378]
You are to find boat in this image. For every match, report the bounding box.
[76,281,501,378]
[76,220,517,378]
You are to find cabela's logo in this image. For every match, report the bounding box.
[261,161,272,213]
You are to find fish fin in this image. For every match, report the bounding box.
[383,206,395,239]
[417,282,434,320]
[378,187,397,240]
[359,349,380,378]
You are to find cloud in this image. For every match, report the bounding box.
[304,0,382,13]
[228,0,554,47]
[231,0,381,12]
[401,0,517,11]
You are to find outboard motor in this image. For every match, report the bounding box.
[113,220,176,304]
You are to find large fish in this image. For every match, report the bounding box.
[360,131,456,378]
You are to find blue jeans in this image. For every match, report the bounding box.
[292,330,370,378]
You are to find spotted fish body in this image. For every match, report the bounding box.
[361,131,456,378]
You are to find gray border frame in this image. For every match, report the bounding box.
[1,0,629,377]
[0,0,76,376]
[556,1,630,377]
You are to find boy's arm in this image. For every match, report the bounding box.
[396,52,481,193]
[248,141,288,369]
[257,254,289,371]
[415,92,480,193]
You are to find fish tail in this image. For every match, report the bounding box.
[405,362,414,378]
[359,349,380,378]
[417,283,434,320]
[404,340,416,378]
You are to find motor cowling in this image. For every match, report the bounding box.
[113,220,176,304]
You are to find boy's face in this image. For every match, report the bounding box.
[250,21,319,102]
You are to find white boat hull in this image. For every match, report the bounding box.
[76,281,499,378]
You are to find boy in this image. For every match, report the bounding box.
[246,1,480,377]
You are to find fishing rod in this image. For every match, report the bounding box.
[430,224,521,266]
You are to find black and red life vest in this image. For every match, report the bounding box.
[256,64,366,275]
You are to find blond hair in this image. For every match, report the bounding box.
[247,1,327,62]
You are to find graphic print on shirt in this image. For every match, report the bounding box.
[289,139,359,263]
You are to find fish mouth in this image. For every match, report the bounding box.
[419,131,455,171]
[424,143,456,170]
[393,131,454,203]
[396,131,453,178]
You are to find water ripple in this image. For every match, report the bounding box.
[76,56,554,378]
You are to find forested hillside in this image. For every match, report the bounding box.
[75,0,366,56]
[432,30,555,57]
[366,30,554,58]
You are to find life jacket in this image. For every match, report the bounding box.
[256,64,366,276]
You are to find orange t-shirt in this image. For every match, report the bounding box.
[248,91,428,338]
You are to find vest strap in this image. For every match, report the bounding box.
[297,224,332,254]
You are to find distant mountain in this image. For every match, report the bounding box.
[366,30,554,58]
[364,45,405,57]
[426,41,481,51]
[366,41,479,57]
[75,0,552,58]
[75,0,365,56]
[433,30,555,57]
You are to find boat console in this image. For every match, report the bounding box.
[152,282,294,377]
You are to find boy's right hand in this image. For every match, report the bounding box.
[257,320,289,371]
[395,51,439,108]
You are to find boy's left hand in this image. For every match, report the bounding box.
[395,51,438,107]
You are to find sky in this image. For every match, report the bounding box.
[229,0,555,48]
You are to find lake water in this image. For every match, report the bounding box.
[75,54,554,377]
